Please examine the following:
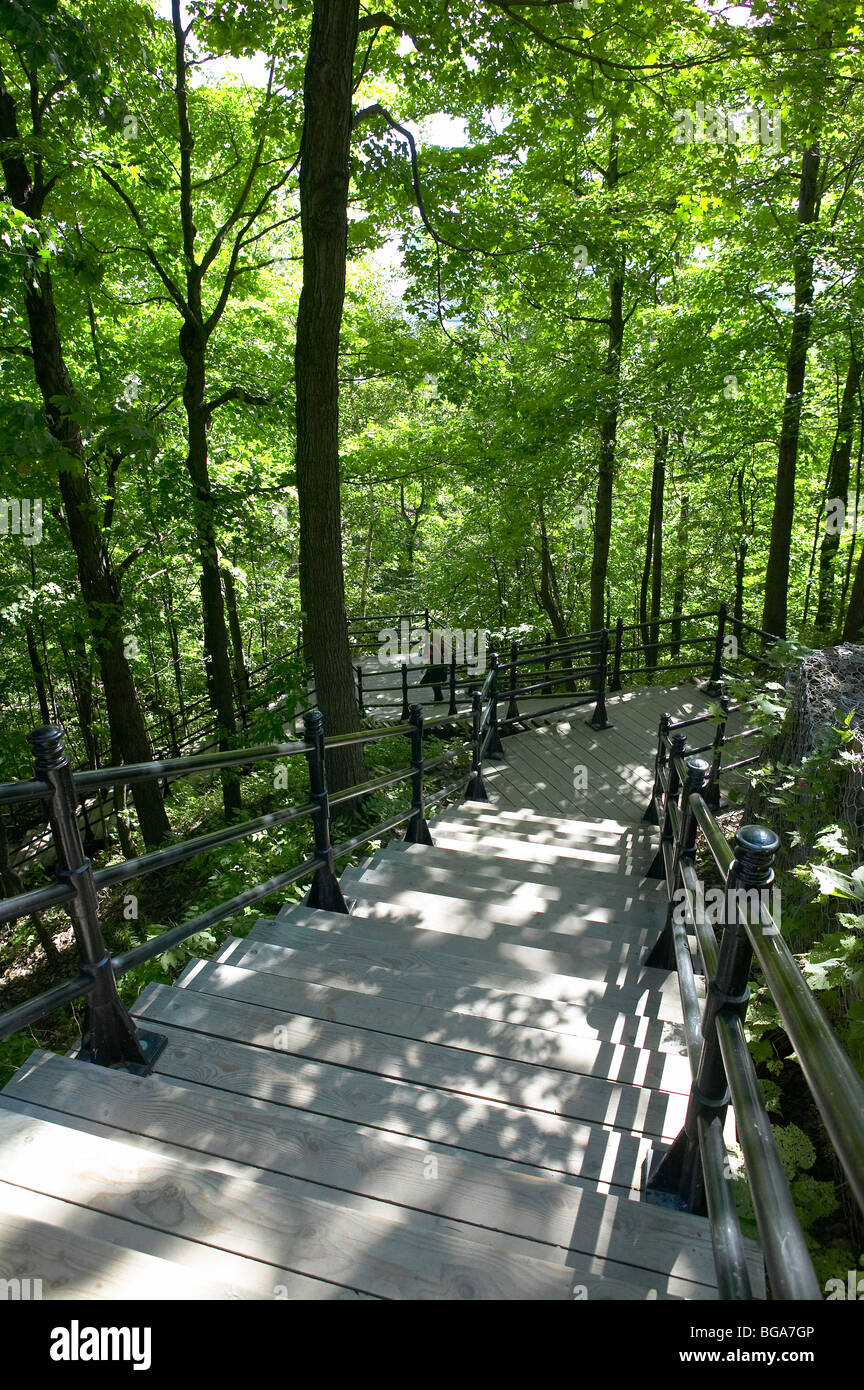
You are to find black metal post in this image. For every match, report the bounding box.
[466,692,488,801]
[647,758,710,970]
[704,692,730,812]
[356,664,365,717]
[707,602,727,694]
[609,617,624,693]
[586,628,613,731]
[303,709,349,913]
[447,654,458,717]
[506,640,520,723]
[645,729,687,878]
[643,711,671,825]
[648,824,779,1215]
[401,661,410,722]
[487,650,505,759]
[28,725,164,1072]
[544,631,552,677]
[403,705,434,845]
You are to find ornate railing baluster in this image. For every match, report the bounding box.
[303,709,349,913]
[404,705,434,845]
[28,725,164,1071]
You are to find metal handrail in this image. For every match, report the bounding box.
[643,703,864,1300]
[0,696,475,1054]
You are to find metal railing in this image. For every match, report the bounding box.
[641,711,864,1300]
[0,629,614,1065]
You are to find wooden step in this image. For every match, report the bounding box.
[131,987,658,1190]
[380,837,662,886]
[281,898,656,964]
[0,1101,583,1300]
[342,855,661,907]
[284,883,661,952]
[0,1181,246,1300]
[216,926,691,1091]
[428,806,657,848]
[271,898,659,983]
[336,865,670,941]
[236,912,688,1054]
[211,928,691,1089]
[175,957,688,1137]
[401,829,665,878]
[3,1054,733,1299]
[357,849,666,916]
[297,890,690,1023]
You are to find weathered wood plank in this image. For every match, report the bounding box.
[0,1104,598,1300]
[5,1051,755,1294]
[210,937,690,1092]
[172,960,687,1138]
[132,996,658,1189]
[0,1187,249,1300]
[233,919,688,1054]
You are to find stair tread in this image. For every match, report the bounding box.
[273,895,694,1024]
[3,1054,732,1299]
[131,987,662,1190]
[216,925,691,1090]
[174,957,687,1138]
[341,858,663,906]
[274,899,662,982]
[0,1100,582,1300]
[338,861,669,928]
[0,1181,245,1300]
[239,912,688,1053]
[379,838,662,886]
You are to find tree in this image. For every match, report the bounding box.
[0,5,170,846]
[294,0,366,789]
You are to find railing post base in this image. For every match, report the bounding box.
[585,705,613,732]
[402,704,435,845]
[643,845,667,879]
[466,770,489,802]
[404,813,434,845]
[305,863,349,913]
[303,709,349,915]
[645,903,677,969]
[76,997,167,1075]
[586,629,613,730]
[643,1127,704,1214]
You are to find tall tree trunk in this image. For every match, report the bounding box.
[639,429,667,669]
[537,505,568,639]
[178,334,241,817]
[647,429,667,668]
[816,348,860,632]
[0,85,170,848]
[590,127,625,632]
[841,540,864,642]
[294,0,366,790]
[670,494,689,660]
[223,565,251,727]
[762,145,820,638]
[25,624,52,726]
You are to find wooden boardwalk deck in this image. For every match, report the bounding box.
[0,679,765,1300]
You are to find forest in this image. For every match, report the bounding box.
[1,0,864,1302]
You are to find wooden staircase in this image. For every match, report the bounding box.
[0,778,765,1299]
